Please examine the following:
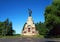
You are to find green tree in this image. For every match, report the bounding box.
[3,18,9,36]
[0,22,3,35]
[35,22,47,36]
[44,0,60,38]
[0,18,15,36]
[6,22,14,36]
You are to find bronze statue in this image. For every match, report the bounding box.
[28,8,32,16]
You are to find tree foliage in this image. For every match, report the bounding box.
[44,0,60,38]
[35,0,60,38]
[0,19,15,36]
[35,22,47,36]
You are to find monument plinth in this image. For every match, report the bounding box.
[22,9,38,36]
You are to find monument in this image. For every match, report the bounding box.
[22,9,38,36]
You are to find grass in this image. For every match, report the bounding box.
[0,35,44,38]
[20,35,44,38]
[33,35,44,38]
[0,34,22,38]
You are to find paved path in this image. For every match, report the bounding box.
[0,37,60,42]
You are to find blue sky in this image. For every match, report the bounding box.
[0,0,52,34]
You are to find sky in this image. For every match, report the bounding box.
[0,0,52,34]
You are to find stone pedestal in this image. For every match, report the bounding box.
[22,16,38,36]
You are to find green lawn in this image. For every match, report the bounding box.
[0,35,44,38]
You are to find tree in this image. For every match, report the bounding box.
[0,22,4,35]
[6,22,15,36]
[0,18,15,36]
[3,18,9,36]
[35,22,47,36]
[44,0,60,38]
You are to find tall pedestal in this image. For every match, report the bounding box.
[22,16,38,36]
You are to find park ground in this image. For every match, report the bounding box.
[0,35,60,42]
